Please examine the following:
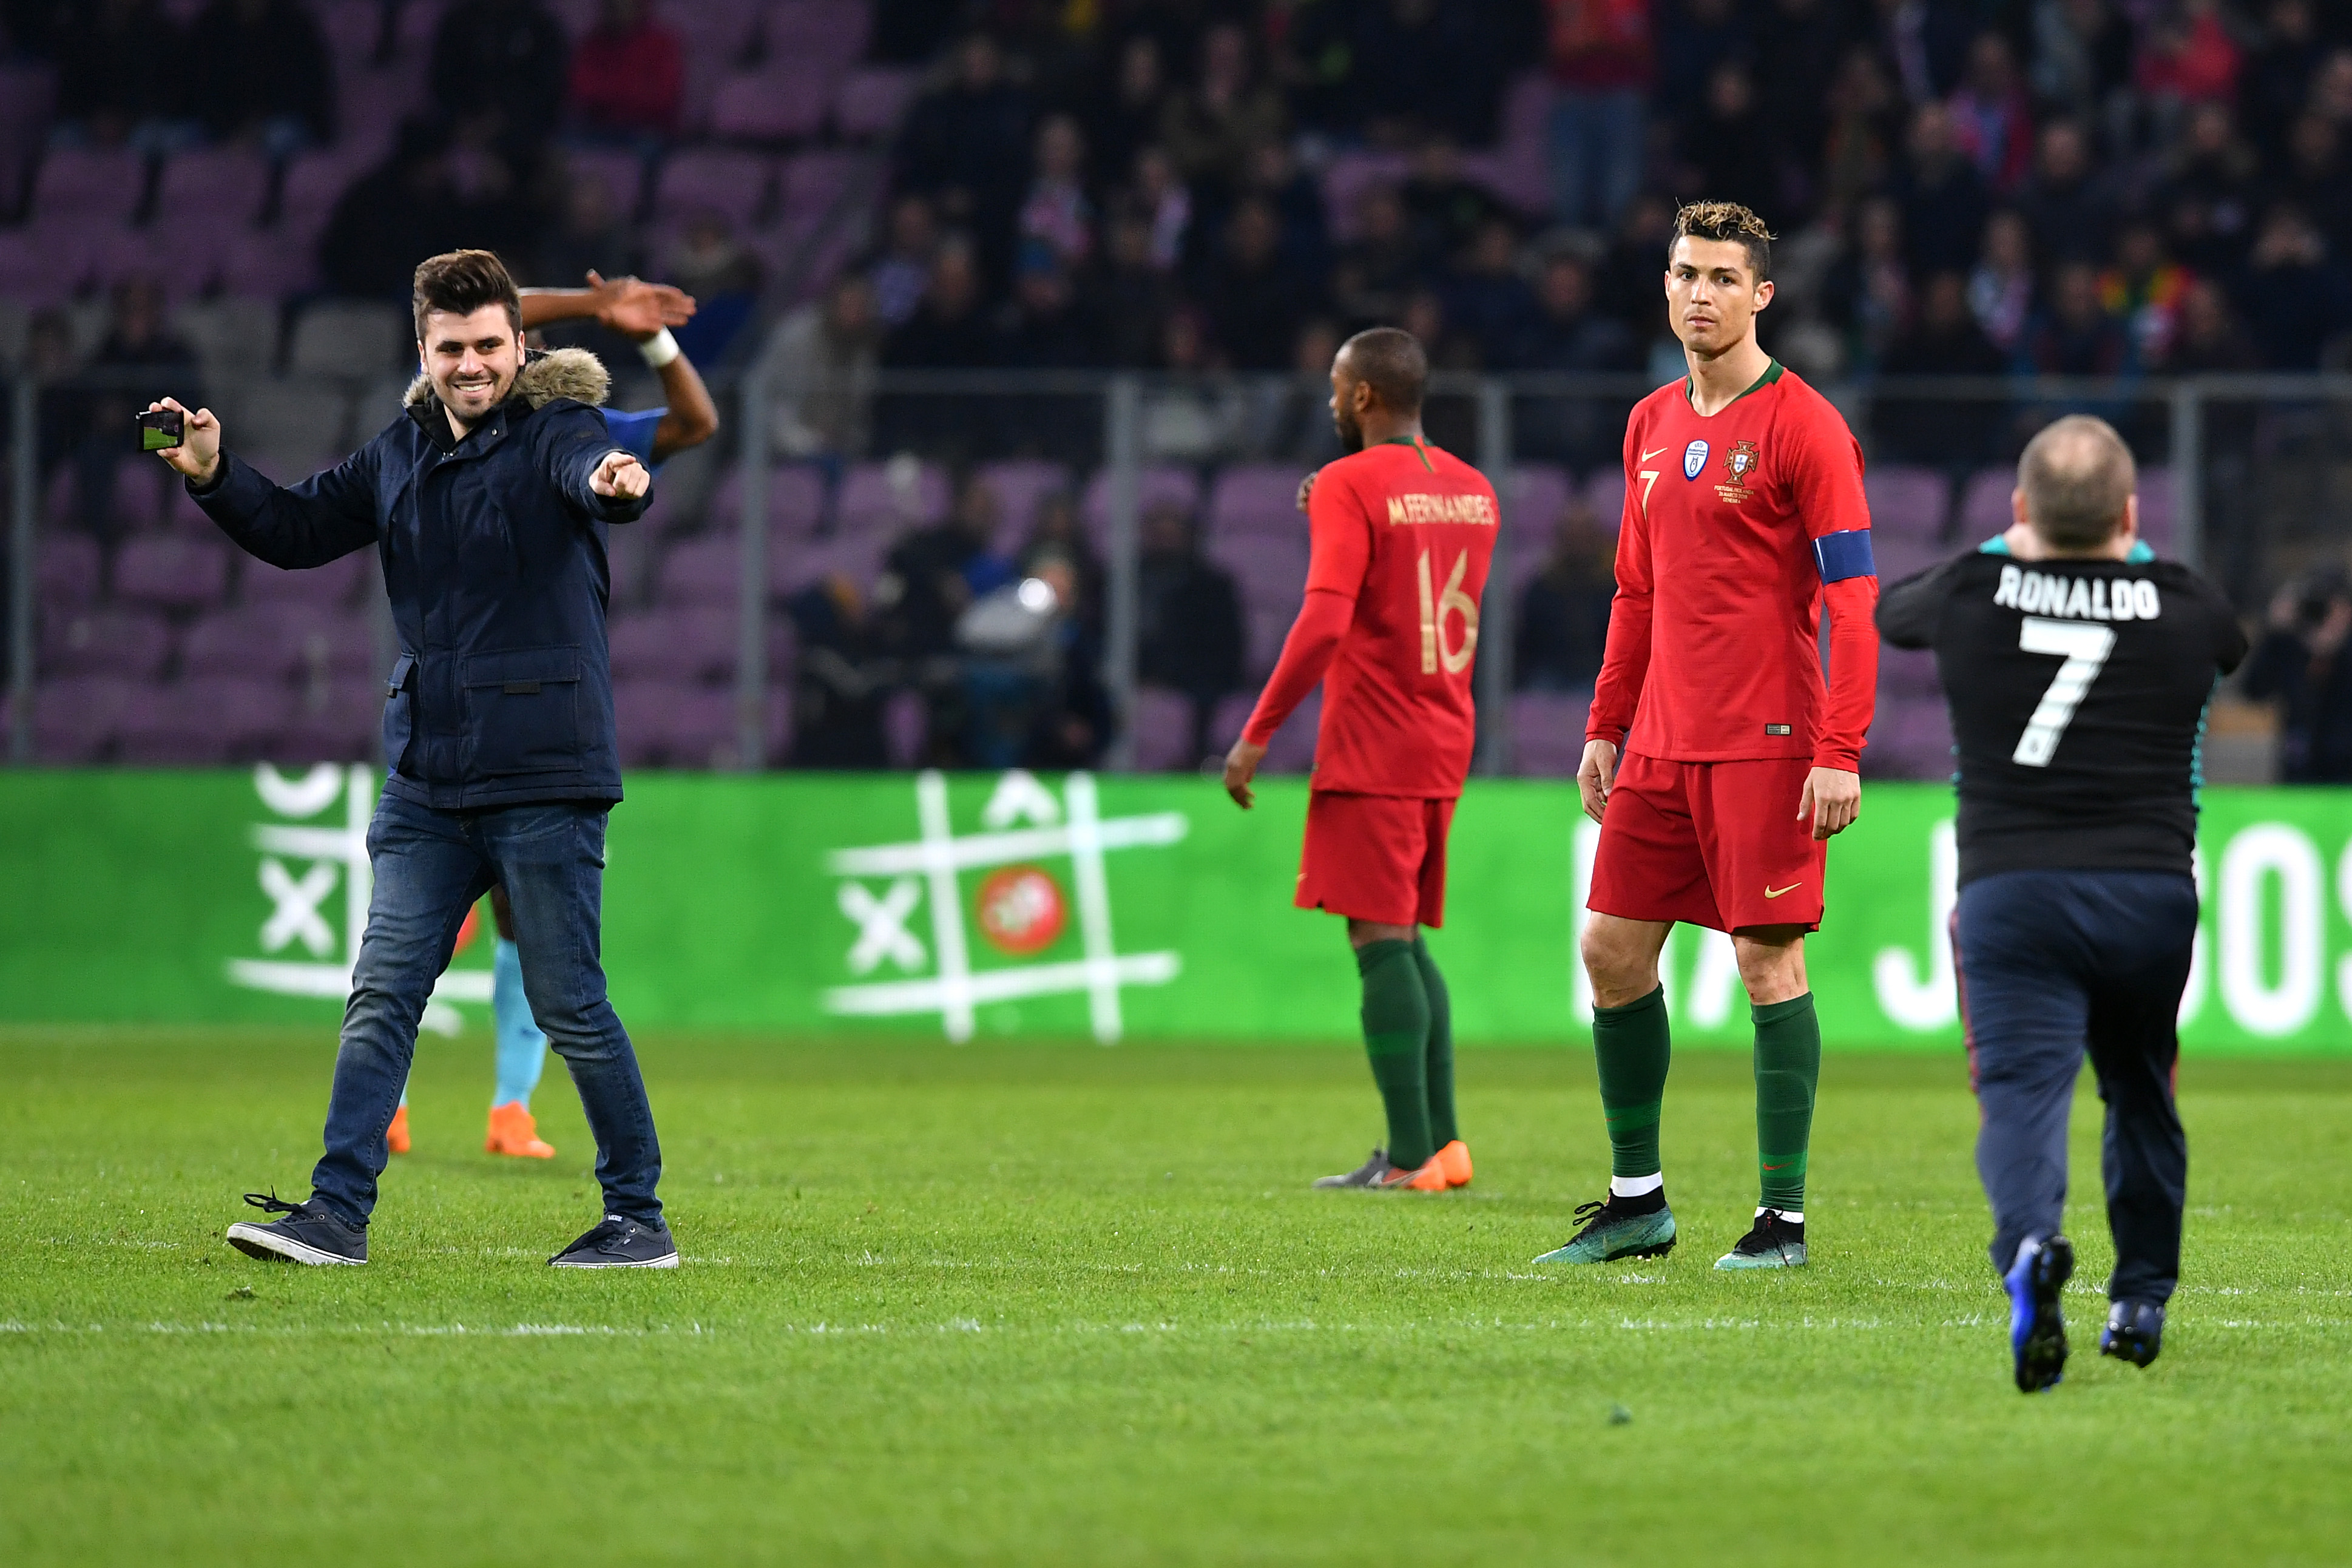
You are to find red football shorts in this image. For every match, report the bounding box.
[1588,752,1828,933]
[1296,791,1457,928]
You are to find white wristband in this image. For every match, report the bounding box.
[637,328,680,368]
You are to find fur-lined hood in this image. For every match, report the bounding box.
[402,346,612,412]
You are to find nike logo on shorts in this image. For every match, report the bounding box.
[1765,883,1803,899]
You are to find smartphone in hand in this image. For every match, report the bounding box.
[137,409,184,451]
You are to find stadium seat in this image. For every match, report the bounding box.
[1864,465,1950,543]
[656,535,743,608]
[769,523,888,596]
[30,147,145,220]
[239,550,369,610]
[36,535,103,609]
[766,0,871,75]
[709,462,827,536]
[837,461,949,532]
[834,67,917,138]
[1206,464,1300,539]
[175,295,283,378]
[1510,690,1592,779]
[653,150,776,230]
[711,67,833,143]
[1959,467,2014,538]
[609,608,739,684]
[112,535,232,612]
[40,606,174,680]
[45,458,175,530]
[287,301,410,381]
[114,677,285,763]
[277,678,381,763]
[221,375,356,456]
[154,149,271,226]
[974,460,1070,548]
[33,675,136,762]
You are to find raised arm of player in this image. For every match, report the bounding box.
[1794,417,1879,838]
[1225,468,1371,807]
[1875,557,1962,650]
[1580,427,1656,822]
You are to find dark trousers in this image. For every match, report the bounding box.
[310,792,663,1228]
[1952,869,2196,1305]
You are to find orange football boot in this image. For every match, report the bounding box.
[484,1101,555,1158]
[1435,1140,1473,1188]
[1384,1154,1451,1192]
[386,1104,411,1155]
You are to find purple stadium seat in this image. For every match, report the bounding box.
[37,534,103,607]
[1879,647,1942,700]
[654,150,774,228]
[771,524,887,595]
[834,67,918,138]
[1865,696,1955,781]
[0,227,73,307]
[609,607,738,683]
[883,688,925,767]
[1865,464,1949,542]
[242,552,369,609]
[277,152,368,241]
[1959,467,2013,537]
[709,462,826,535]
[34,676,135,762]
[116,677,286,763]
[656,535,742,607]
[182,605,308,681]
[1581,468,1626,529]
[1207,464,1302,539]
[277,679,380,763]
[113,534,232,611]
[218,225,321,297]
[1870,529,1947,584]
[155,149,271,224]
[1129,686,1200,772]
[839,461,949,531]
[46,458,175,529]
[781,149,862,215]
[975,460,1070,549]
[664,686,741,768]
[1082,465,1200,546]
[1508,462,1571,538]
[1208,533,1310,612]
[710,67,832,142]
[1320,150,1410,242]
[89,226,195,296]
[2136,466,2175,553]
[766,0,871,73]
[32,147,146,220]
[1511,691,1591,779]
[41,606,173,679]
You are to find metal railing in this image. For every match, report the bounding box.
[8,364,2348,771]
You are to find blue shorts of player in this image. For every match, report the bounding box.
[1953,869,2195,1305]
[312,791,662,1226]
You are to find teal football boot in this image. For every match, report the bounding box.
[1714,1210,1806,1270]
[1532,1192,1677,1265]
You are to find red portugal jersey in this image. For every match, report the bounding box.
[1243,438,1499,797]
[1587,361,1879,769]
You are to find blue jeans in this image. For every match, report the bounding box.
[1547,89,1646,231]
[1953,869,2195,1305]
[310,792,663,1228]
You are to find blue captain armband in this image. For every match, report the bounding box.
[1813,529,1876,584]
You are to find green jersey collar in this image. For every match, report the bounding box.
[1683,358,1782,414]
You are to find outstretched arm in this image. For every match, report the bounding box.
[152,396,378,569]
[519,272,696,334]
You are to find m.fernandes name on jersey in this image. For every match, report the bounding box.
[1385,493,1498,527]
[1992,564,2162,623]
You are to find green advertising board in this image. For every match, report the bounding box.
[3,766,2350,1053]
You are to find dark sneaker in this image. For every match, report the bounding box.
[2004,1234,2075,1393]
[2100,1299,2165,1369]
[1313,1147,1399,1189]
[225,1191,367,1266]
[1532,1191,1677,1265]
[549,1214,678,1269]
[1715,1210,1807,1271]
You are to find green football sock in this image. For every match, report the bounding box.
[1412,935,1457,1149]
[1752,992,1821,1213]
[1356,939,1434,1170]
[1592,985,1671,1179]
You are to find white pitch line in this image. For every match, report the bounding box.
[823,952,1180,1016]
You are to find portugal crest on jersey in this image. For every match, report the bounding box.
[1717,439,1760,503]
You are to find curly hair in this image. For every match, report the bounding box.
[1669,201,1774,282]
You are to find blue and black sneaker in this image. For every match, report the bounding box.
[2004,1234,2074,1393]
[1532,1189,1676,1265]
[2100,1299,2165,1369]
[549,1214,678,1269]
[225,1191,367,1266]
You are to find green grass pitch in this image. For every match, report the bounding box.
[4,1027,2350,1567]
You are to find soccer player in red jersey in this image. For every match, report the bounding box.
[1534,201,1878,1271]
[1223,328,1499,1192]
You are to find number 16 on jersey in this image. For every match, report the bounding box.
[1418,549,1479,675]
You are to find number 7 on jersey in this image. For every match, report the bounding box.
[2012,615,2117,766]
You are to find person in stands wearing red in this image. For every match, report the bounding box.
[1539,201,1878,1272]
[569,0,684,140]
[1223,328,1499,1194]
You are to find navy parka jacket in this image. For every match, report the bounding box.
[189,348,647,808]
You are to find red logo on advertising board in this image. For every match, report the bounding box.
[976,865,1067,956]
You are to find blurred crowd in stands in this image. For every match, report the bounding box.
[6,1,2351,776]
